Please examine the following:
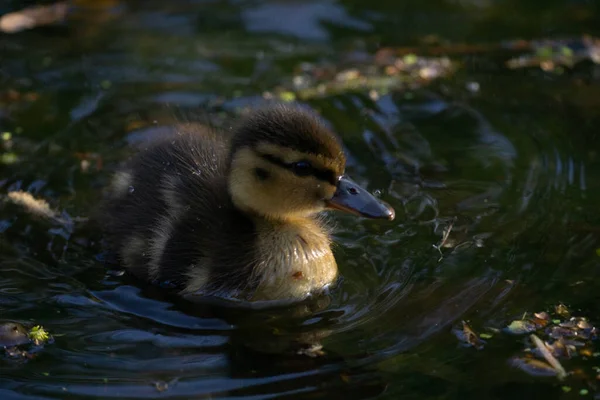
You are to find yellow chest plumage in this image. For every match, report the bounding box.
[250,219,338,301]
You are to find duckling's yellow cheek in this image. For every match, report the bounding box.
[316,185,336,201]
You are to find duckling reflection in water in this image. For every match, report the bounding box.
[100,105,394,303]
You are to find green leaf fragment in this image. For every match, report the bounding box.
[580,389,589,396]
[505,320,536,334]
[560,46,574,57]
[1,153,19,164]
[2,132,11,141]
[29,325,50,344]
[536,46,553,58]
[562,386,572,393]
[279,91,296,102]
[479,333,493,339]
[403,54,418,65]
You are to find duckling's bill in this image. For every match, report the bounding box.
[325,176,395,220]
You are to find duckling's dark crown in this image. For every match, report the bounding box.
[229,106,345,160]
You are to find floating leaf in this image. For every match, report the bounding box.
[510,357,558,377]
[536,46,553,58]
[340,373,351,383]
[505,320,537,335]
[453,321,485,350]
[534,312,550,320]
[530,334,567,380]
[28,325,50,345]
[279,91,296,102]
[560,46,574,57]
[480,333,494,339]
[1,153,19,164]
[555,304,570,318]
[403,54,418,65]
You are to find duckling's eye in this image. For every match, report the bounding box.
[291,161,313,176]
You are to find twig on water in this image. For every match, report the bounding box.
[433,216,456,261]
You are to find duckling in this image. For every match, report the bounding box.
[100,105,394,303]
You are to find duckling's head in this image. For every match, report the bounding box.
[228,105,394,221]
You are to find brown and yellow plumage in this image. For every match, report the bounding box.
[99,105,394,303]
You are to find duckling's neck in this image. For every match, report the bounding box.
[249,215,338,301]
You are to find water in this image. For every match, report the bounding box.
[1,0,600,399]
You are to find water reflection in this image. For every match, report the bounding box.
[243,0,371,40]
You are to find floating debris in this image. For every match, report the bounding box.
[28,326,51,346]
[1,322,53,361]
[0,2,68,34]
[1,153,19,165]
[74,152,103,172]
[264,52,455,101]
[504,311,550,335]
[505,319,538,335]
[506,305,598,389]
[505,36,600,71]
[530,337,575,359]
[452,321,485,350]
[433,217,457,261]
[530,334,567,380]
[510,356,560,377]
[6,191,58,220]
[297,343,325,358]
[556,304,571,318]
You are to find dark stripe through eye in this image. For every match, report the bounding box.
[260,153,337,185]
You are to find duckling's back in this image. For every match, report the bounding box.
[100,126,257,296]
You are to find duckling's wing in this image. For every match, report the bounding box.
[100,126,256,291]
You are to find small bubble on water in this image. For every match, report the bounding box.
[128,186,135,194]
[373,189,382,197]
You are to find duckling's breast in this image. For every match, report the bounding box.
[250,219,338,301]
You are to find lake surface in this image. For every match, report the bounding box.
[1,0,600,399]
